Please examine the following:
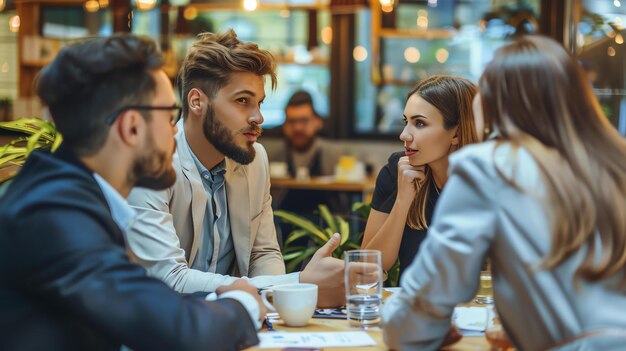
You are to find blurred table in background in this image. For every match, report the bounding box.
[271,175,376,204]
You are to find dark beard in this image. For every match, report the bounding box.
[202,105,261,165]
[132,136,177,190]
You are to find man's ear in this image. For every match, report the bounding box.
[116,110,144,147]
[187,88,206,118]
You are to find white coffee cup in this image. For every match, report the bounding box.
[295,166,310,181]
[261,283,317,327]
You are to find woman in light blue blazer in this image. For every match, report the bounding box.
[382,36,626,351]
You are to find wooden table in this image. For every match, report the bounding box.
[248,317,490,351]
[271,176,376,194]
[249,292,490,351]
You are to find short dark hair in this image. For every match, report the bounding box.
[284,90,320,118]
[178,29,277,118]
[36,35,164,156]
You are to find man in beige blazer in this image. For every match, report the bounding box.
[126,29,345,307]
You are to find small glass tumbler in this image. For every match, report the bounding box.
[344,250,383,328]
[475,261,494,304]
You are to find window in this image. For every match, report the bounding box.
[576,0,626,134]
[353,0,541,137]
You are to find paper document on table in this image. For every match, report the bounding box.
[454,306,487,336]
[257,331,377,348]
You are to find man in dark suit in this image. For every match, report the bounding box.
[0,35,263,351]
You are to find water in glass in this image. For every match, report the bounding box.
[344,250,382,329]
[347,294,381,328]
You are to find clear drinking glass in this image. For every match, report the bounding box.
[485,305,515,350]
[344,250,383,328]
[475,260,494,304]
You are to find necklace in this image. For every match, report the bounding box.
[434,186,441,195]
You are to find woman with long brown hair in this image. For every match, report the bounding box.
[361,75,479,276]
[382,36,626,350]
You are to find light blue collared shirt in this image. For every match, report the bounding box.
[188,145,235,275]
[93,173,136,233]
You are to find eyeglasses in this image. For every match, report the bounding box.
[105,105,183,126]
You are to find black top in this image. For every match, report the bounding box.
[0,146,258,351]
[370,152,440,279]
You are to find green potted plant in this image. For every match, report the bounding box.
[0,118,63,186]
[275,202,401,286]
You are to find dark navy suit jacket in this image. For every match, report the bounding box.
[0,147,258,351]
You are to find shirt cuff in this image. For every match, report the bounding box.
[206,291,262,330]
[243,272,301,289]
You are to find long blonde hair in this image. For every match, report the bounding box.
[406,75,479,230]
[480,36,626,283]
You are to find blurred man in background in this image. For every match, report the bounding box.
[274,90,336,178]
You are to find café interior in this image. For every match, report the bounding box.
[0,0,625,349]
[2,0,625,207]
